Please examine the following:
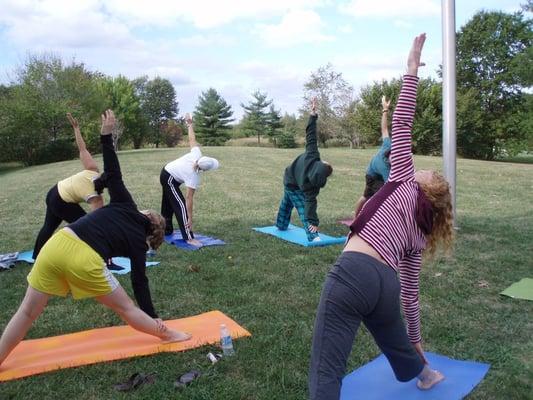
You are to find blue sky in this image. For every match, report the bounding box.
[0,0,525,120]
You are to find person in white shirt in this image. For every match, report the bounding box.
[159,113,219,247]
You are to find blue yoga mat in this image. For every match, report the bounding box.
[164,232,226,251]
[107,257,160,275]
[253,224,345,247]
[15,250,159,275]
[341,352,490,400]
[16,251,35,264]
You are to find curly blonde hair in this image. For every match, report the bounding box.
[143,210,166,250]
[419,172,454,258]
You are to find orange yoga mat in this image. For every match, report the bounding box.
[0,310,250,382]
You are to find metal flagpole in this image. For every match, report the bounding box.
[442,0,457,225]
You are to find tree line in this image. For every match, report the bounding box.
[0,8,531,165]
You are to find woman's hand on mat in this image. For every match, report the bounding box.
[308,224,319,233]
[67,113,80,133]
[414,342,428,364]
[101,109,116,135]
[407,33,426,76]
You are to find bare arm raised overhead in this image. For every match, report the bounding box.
[388,33,426,182]
[185,113,198,148]
[67,113,99,172]
[381,95,391,139]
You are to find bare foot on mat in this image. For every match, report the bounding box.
[417,369,445,390]
[162,330,192,344]
[187,239,203,248]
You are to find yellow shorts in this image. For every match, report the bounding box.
[28,229,119,299]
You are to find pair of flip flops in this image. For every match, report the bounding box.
[114,370,202,392]
[114,372,157,392]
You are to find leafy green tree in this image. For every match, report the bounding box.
[134,76,178,148]
[351,77,442,154]
[277,113,298,148]
[456,10,533,159]
[411,79,442,155]
[193,88,234,145]
[0,54,104,165]
[303,64,354,146]
[161,119,183,147]
[99,75,144,149]
[352,79,400,147]
[241,90,272,144]
[337,100,360,148]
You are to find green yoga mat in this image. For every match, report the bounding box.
[500,278,533,301]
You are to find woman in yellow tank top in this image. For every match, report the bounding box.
[32,114,104,259]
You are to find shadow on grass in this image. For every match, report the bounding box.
[0,162,25,176]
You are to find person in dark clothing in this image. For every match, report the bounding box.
[276,98,333,241]
[32,113,104,260]
[0,110,191,368]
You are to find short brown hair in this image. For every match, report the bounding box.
[143,210,166,250]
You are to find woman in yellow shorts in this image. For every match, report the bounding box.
[32,113,104,260]
[0,110,190,368]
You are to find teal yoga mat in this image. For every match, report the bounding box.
[253,224,345,247]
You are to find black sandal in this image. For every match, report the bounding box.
[114,372,157,392]
[174,369,202,389]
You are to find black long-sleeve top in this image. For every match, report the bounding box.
[283,115,329,226]
[69,134,157,317]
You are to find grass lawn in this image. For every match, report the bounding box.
[0,146,532,399]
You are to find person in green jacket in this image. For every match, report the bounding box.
[275,98,333,242]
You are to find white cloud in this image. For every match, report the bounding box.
[255,9,334,47]
[104,0,325,29]
[0,0,135,50]
[339,0,440,18]
[176,34,236,47]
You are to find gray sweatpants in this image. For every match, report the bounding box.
[309,251,424,400]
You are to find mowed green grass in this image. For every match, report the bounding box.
[0,146,532,400]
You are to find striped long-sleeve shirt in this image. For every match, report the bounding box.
[350,74,426,343]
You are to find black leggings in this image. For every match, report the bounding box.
[309,251,423,400]
[32,185,86,259]
[160,168,194,240]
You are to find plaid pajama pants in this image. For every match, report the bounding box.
[275,187,319,241]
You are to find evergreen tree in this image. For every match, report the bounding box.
[241,90,272,144]
[193,88,234,145]
[266,104,284,146]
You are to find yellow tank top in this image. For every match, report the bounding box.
[57,170,100,203]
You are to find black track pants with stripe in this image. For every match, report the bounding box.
[160,168,194,240]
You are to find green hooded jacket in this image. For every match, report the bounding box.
[283,114,329,226]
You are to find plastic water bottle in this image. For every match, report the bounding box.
[220,324,235,356]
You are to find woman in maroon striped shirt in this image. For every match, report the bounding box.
[309,34,454,400]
